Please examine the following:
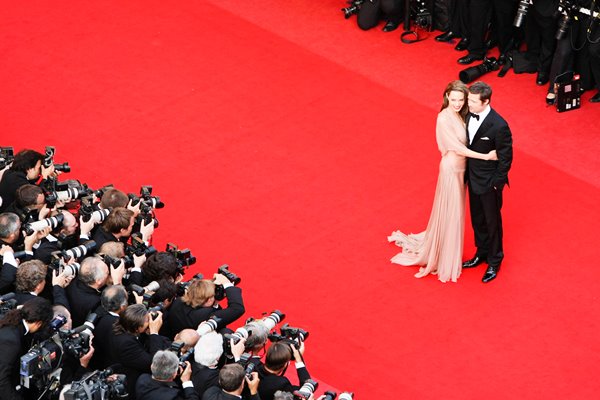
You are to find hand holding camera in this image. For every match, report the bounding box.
[180,361,193,383]
[148,310,163,334]
[245,371,260,395]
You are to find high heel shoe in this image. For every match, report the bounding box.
[546,93,556,106]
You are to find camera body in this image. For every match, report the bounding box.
[341,0,365,19]
[0,146,14,169]
[412,0,433,30]
[63,369,128,400]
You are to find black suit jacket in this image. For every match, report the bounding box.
[163,287,245,338]
[466,108,513,194]
[191,362,220,399]
[0,324,30,400]
[65,279,102,327]
[0,262,18,294]
[256,364,311,400]
[0,170,30,213]
[90,311,119,370]
[108,331,171,396]
[202,386,261,400]
[135,373,199,400]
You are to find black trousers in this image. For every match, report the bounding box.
[448,0,471,38]
[467,0,518,56]
[524,5,558,74]
[468,186,504,267]
[357,0,403,30]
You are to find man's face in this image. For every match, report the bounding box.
[26,160,42,181]
[120,216,135,238]
[61,212,79,236]
[31,193,45,210]
[468,92,489,114]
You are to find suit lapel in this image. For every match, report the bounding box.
[472,108,495,144]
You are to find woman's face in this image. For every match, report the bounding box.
[447,90,465,113]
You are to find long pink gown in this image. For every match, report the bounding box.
[388,107,468,283]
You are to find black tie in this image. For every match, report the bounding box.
[469,112,480,121]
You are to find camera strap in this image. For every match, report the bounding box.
[400,29,427,44]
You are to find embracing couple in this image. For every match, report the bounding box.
[388,81,513,283]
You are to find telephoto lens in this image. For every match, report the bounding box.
[293,379,319,400]
[23,214,65,235]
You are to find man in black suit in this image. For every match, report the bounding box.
[463,81,513,283]
[257,341,311,400]
[202,364,261,400]
[135,350,198,400]
[0,149,46,213]
[66,256,110,326]
[0,297,54,399]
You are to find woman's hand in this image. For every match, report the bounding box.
[486,150,498,160]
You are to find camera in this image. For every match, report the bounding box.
[556,0,578,40]
[260,309,286,331]
[44,145,71,173]
[412,0,433,30]
[148,302,165,319]
[293,379,319,399]
[459,57,500,84]
[196,315,223,336]
[125,233,157,257]
[177,272,204,296]
[238,353,257,378]
[513,0,533,27]
[341,0,364,19]
[214,264,241,301]
[130,185,164,229]
[80,198,110,224]
[0,146,14,169]
[20,336,64,390]
[0,292,17,317]
[130,280,160,296]
[63,368,128,400]
[169,341,195,370]
[23,214,65,236]
[280,323,309,342]
[61,240,97,261]
[43,178,92,208]
[49,255,81,278]
[62,313,98,358]
[166,242,197,275]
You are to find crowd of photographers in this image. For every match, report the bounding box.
[0,147,353,400]
[343,0,600,107]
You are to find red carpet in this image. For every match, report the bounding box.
[2,1,600,399]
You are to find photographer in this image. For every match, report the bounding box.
[202,364,261,400]
[164,274,244,339]
[134,251,181,287]
[13,259,70,308]
[0,149,52,213]
[3,184,46,223]
[357,0,404,32]
[92,207,137,248]
[65,256,110,326]
[0,297,54,399]
[91,284,129,370]
[107,303,171,397]
[135,350,199,400]
[257,342,311,400]
[34,210,81,264]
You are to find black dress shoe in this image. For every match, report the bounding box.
[382,20,400,32]
[484,38,497,51]
[590,91,600,103]
[536,72,549,86]
[462,255,486,268]
[455,37,469,51]
[435,31,460,42]
[482,265,500,283]
[457,53,484,65]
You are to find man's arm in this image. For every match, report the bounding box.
[493,122,513,189]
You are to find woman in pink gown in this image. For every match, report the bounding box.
[388,81,497,283]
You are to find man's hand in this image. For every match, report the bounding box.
[139,218,154,242]
[212,273,232,286]
[79,215,96,237]
[0,244,14,256]
[110,260,126,285]
[126,198,141,217]
[231,337,246,361]
[52,268,73,288]
[133,253,146,269]
[23,227,51,251]
[38,204,52,221]
[41,163,56,180]
[148,311,163,334]
[245,372,260,395]
[180,361,193,383]
[79,341,95,368]
[292,341,305,361]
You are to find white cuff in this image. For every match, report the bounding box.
[182,381,194,389]
[2,252,17,267]
[295,362,305,369]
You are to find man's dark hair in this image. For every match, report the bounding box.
[265,342,293,371]
[469,81,493,102]
[150,279,178,305]
[101,285,128,313]
[15,184,44,208]
[15,260,47,292]
[219,364,245,392]
[9,149,44,173]
[113,304,147,335]
[100,188,129,210]
[142,252,179,284]
[102,207,134,234]
[0,297,53,328]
